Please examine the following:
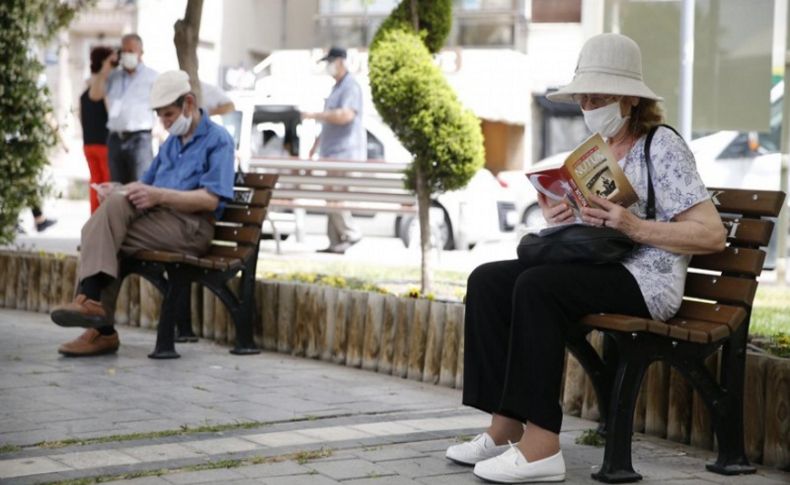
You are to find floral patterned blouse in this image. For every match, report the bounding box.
[619,126,711,321]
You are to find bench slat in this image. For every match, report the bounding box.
[690,247,766,276]
[708,187,785,217]
[721,216,775,247]
[235,172,278,189]
[133,250,185,264]
[272,189,415,204]
[249,157,408,173]
[270,200,416,215]
[222,207,268,225]
[665,318,731,344]
[277,175,407,189]
[208,245,253,261]
[232,188,273,207]
[213,226,261,245]
[675,300,747,331]
[684,273,758,306]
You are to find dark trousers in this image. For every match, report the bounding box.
[107,131,153,183]
[462,259,651,434]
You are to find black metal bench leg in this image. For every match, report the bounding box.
[592,342,648,483]
[148,275,187,359]
[706,329,755,476]
[174,284,198,343]
[229,268,260,355]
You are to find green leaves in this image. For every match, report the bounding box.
[0,0,91,243]
[369,22,484,194]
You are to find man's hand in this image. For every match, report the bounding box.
[125,182,163,210]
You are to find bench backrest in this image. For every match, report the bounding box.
[247,156,416,215]
[677,187,785,337]
[200,172,278,269]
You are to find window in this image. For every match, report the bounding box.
[531,0,581,23]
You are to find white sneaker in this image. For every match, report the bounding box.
[445,432,510,466]
[474,444,565,483]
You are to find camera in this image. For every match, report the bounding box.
[111,48,121,67]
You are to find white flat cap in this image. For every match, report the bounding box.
[150,70,191,109]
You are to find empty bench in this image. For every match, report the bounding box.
[566,187,786,482]
[246,156,417,247]
[118,172,278,358]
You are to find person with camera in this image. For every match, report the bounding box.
[445,33,726,483]
[89,33,158,184]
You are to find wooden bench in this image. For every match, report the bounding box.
[118,172,278,359]
[567,187,786,482]
[246,156,418,249]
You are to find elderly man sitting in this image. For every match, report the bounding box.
[51,70,235,357]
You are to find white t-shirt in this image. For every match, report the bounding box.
[619,126,711,321]
[201,82,232,113]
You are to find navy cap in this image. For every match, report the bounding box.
[319,46,347,62]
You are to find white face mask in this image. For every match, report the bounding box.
[120,52,139,70]
[167,108,192,136]
[582,101,629,139]
[325,60,339,78]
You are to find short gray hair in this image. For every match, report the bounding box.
[122,33,143,49]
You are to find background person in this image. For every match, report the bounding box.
[51,70,234,357]
[301,46,365,254]
[81,46,113,213]
[445,33,727,484]
[89,33,158,184]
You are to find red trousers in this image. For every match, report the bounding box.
[83,144,110,213]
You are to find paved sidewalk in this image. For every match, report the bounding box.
[0,309,787,485]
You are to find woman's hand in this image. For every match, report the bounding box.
[537,192,575,226]
[125,182,163,210]
[582,195,642,237]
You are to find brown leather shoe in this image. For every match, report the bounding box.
[58,328,119,357]
[51,294,108,328]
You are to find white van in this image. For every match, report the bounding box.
[221,90,518,250]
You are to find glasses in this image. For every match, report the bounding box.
[572,94,621,110]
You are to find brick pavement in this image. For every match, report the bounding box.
[0,309,787,484]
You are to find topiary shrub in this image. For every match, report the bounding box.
[369,0,485,292]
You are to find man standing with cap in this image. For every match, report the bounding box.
[51,70,235,357]
[302,46,366,254]
[89,33,158,183]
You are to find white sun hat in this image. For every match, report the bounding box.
[150,70,192,109]
[547,33,662,103]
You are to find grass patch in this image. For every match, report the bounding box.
[35,420,271,449]
[0,443,21,454]
[750,285,790,357]
[41,448,334,485]
[575,429,605,447]
[257,259,467,301]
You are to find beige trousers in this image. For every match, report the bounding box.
[78,192,215,282]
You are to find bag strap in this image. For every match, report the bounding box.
[644,123,681,220]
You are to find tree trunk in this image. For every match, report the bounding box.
[174,0,204,106]
[416,164,433,294]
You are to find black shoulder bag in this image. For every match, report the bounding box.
[516,124,674,265]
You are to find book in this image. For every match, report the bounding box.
[525,133,638,220]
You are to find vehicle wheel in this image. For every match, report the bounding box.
[397,206,454,250]
[521,203,544,228]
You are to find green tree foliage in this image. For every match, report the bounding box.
[369,0,484,292]
[0,0,91,244]
[370,26,484,193]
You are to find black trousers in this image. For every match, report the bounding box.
[107,131,153,184]
[462,259,651,434]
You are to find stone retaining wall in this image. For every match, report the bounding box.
[1,250,787,469]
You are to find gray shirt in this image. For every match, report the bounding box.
[319,73,366,161]
[105,63,158,132]
[619,127,710,321]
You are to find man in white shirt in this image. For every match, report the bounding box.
[89,33,158,183]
